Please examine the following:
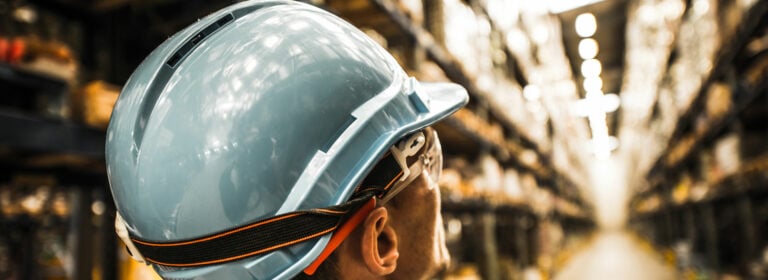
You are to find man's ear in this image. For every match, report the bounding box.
[360,206,399,276]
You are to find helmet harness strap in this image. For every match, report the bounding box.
[115,131,428,270]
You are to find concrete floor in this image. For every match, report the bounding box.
[554,230,679,280]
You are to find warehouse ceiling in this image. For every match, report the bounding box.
[557,0,628,136]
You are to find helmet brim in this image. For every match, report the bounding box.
[282,80,469,278]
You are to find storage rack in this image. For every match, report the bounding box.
[0,63,116,280]
[630,1,768,277]
[642,0,768,195]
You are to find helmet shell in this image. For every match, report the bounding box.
[106,1,468,279]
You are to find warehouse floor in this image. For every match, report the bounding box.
[555,230,679,280]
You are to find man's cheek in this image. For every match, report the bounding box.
[435,214,450,264]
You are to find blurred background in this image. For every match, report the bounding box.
[0,0,767,279]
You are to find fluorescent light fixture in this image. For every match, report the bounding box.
[583,77,603,92]
[532,25,550,44]
[548,0,604,14]
[601,93,620,113]
[523,85,542,101]
[591,136,618,150]
[692,0,711,16]
[572,93,620,116]
[581,59,602,78]
[578,38,599,59]
[575,13,597,37]
[590,135,619,159]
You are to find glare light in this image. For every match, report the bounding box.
[591,135,619,159]
[13,6,37,23]
[575,13,597,37]
[692,0,710,16]
[532,25,550,44]
[572,93,620,117]
[585,90,604,99]
[578,38,599,59]
[581,59,602,78]
[591,136,619,150]
[583,77,603,92]
[601,93,620,113]
[92,200,106,216]
[523,85,542,101]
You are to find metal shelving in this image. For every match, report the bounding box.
[1,62,113,280]
[642,1,768,197]
[0,110,105,158]
[631,157,768,276]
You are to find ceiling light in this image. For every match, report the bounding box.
[523,85,542,101]
[591,135,619,159]
[575,13,597,37]
[692,0,710,16]
[581,59,602,78]
[601,93,620,113]
[578,38,599,59]
[572,93,620,116]
[532,25,550,44]
[583,77,603,92]
[13,6,37,23]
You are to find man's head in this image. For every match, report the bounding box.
[314,127,451,280]
[106,1,467,279]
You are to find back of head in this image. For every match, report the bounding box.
[106,1,467,279]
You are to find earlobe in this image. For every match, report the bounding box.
[361,206,399,276]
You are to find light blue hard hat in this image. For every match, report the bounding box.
[106,0,468,279]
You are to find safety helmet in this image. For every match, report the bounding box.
[106,0,468,279]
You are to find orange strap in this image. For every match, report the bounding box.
[304,197,376,275]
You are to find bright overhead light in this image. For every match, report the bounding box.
[523,85,542,101]
[590,136,619,159]
[575,13,597,37]
[578,38,599,59]
[601,93,620,113]
[592,136,619,150]
[13,6,37,23]
[548,0,604,14]
[692,0,711,16]
[572,93,620,116]
[532,25,550,44]
[581,59,602,78]
[583,77,603,92]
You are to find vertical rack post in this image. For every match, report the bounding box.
[479,208,500,280]
[701,202,719,274]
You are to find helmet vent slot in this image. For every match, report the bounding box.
[216,13,235,26]
[135,4,281,148]
[166,13,235,68]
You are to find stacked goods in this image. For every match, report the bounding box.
[440,154,550,208]
[704,82,732,120]
[713,133,741,178]
[441,0,492,80]
[70,81,120,129]
[0,36,78,82]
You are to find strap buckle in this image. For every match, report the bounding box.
[390,131,425,182]
[115,213,147,264]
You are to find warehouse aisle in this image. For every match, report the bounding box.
[554,230,678,280]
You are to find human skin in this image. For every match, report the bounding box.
[333,170,450,280]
